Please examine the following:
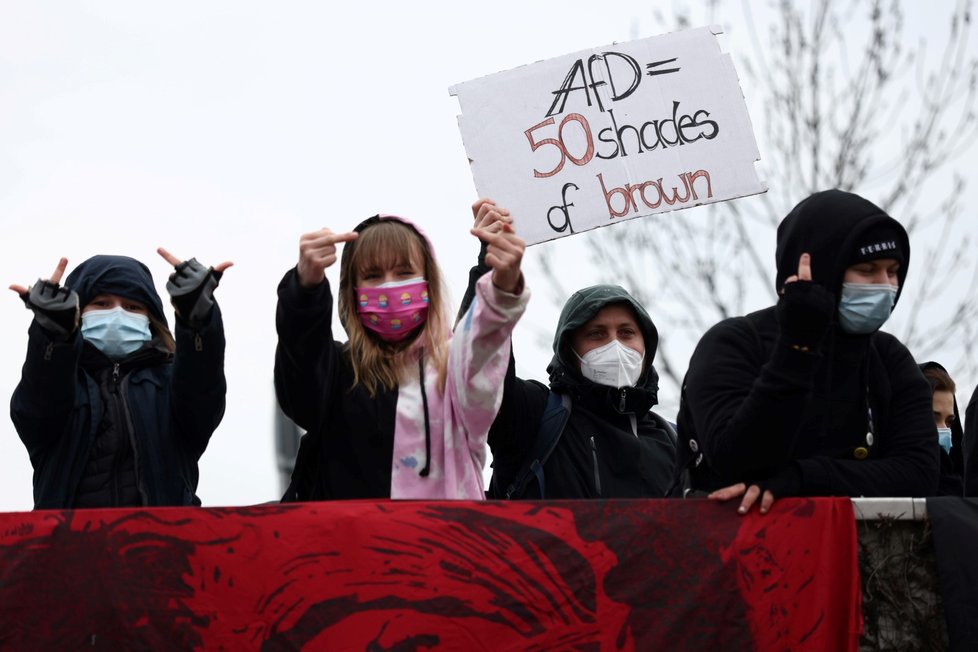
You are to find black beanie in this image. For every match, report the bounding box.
[849,223,905,266]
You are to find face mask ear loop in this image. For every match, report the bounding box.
[418,354,431,478]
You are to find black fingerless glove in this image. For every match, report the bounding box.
[776,281,835,351]
[166,258,222,325]
[750,464,804,499]
[21,280,80,340]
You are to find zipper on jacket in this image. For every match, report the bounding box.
[44,342,54,361]
[111,363,121,394]
[619,389,627,412]
[194,331,203,352]
[118,374,150,506]
[590,436,602,497]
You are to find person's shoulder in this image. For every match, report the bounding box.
[698,307,775,347]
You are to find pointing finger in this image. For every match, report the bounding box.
[157,247,182,267]
[797,253,812,282]
[330,231,359,245]
[50,257,69,285]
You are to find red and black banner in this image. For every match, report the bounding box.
[0,498,859,650]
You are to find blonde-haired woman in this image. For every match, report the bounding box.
[276,202,528,500]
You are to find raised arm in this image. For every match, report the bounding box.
[9,258,83,458]
[159,248,230,458]
[274,228,358,431]
[448,215,529,462]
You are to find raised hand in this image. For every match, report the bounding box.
[471,198,512,233]
[158,247,232,324]
[296,228,359,288]
[471,220,525,295]
[10,257,80,338]
[783,252,812,286]
[777,252,834,350]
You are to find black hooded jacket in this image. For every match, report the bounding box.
[964,386,978,496]
[460,266,676,498]
[677,189,938,497]
[10,255,226,509]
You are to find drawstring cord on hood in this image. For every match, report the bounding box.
[418,354,431,477]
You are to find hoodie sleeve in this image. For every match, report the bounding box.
[10,321,84,460]
[274,268,340,432]
[447,272,529,465]
[682,313,822,481]
[170,303,227,459]
[793,336,939,497]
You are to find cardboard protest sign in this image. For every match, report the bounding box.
[450,26,766,246]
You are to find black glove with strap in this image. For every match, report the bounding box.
[166,258,223,325]
[21,280,80,340]
[776,280,835,352]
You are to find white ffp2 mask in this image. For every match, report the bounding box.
[576,340,644,388]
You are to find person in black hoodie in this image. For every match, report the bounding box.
[918,362,964,496]
[461,200,676,499]
[10,250,228,509]
[678,189,938,513]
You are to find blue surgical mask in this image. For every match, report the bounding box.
[81,307,152,360]
[838,283,897,334]
[938,427,953,454]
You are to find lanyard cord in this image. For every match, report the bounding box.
[418,354,431,477]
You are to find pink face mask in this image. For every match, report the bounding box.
[356,277,430,342]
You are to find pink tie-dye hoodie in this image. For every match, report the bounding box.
[389,271,528,499]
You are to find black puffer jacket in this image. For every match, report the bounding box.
[677,189,938,497]
[475,282,676,499]
[10,255,226,509]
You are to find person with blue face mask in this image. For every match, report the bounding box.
[676,189,938,513]
[919,362,964,496]
[9,251,230,509]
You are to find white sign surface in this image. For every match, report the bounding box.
[450,26,766,245]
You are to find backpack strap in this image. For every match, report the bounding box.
[504,391,572,499]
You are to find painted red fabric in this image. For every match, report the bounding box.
[0,498,859,650]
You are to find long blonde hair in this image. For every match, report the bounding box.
[338,218,450,396]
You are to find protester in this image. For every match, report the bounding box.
[276,208,528,500]
[919,362,964,496]
[458,200,676,499]
[677,189,938,513]
[10,251,229,509]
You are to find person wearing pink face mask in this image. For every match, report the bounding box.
[275,208,529,500]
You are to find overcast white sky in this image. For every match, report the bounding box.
[1,2,973,511]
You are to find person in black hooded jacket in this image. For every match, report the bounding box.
[678,189,938,513]
[918,362,964,496]
[460,200,676,499]
[10,250,228,509]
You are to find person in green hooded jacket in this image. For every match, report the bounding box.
[458,200,677,499]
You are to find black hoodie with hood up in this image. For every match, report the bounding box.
[480,284,676,499]
[918,361,964,496]
[10,255,226,508]
[677,189,938,497]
